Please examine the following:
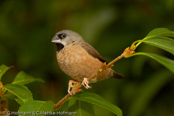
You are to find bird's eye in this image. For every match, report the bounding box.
[58,33,67,39]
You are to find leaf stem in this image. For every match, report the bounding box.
[130,40,142,50]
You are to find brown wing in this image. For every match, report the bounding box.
[81,42,124,79]
[81,42,107,63]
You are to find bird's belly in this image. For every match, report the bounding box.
[56,47,102,82]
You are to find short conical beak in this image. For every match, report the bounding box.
[51,36,61,43]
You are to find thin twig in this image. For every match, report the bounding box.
[54,46,135,111]
[54,89,82,111]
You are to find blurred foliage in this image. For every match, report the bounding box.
[0,0,174,116]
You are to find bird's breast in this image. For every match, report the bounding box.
[56,45,102,82]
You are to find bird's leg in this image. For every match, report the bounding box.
[68,80,79,95]
[81,78,91,89]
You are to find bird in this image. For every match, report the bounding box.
[52,30,124,94]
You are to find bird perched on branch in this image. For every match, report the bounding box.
[52,30,123,94]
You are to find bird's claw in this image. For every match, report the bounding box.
[68,78,91,95]
[82,78,91,89]
[68,80,78,95]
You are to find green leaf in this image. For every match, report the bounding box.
[71,92,122,116]
[133,28,174,55]
[128,69,173,116]
[12,71,44,85]
[3,84,33,104]
[18,100,54,116]
[142,28,174,55]
[16,97,26,105]
[142,36,174,55]
[0,64,12,81]
[3,91,16,100]
[146,28,174,37]
[68,98,95,116]
[126,52,174,74]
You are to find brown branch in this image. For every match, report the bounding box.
[54,89,82,111]
[54,46,135,111]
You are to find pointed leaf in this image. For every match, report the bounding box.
[146,28,174,37]
[3,84,33,104]
[134,28,174,55]
[143,34,174,55]
[18,100,54,116]
[0,65,12,80]
[126,52,174,74]
[71,92,122,116]
[12,71,44,85]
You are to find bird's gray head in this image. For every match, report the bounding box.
[52,30,84,51]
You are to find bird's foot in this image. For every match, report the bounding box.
[68,80,79,95]
[82,78,91,89]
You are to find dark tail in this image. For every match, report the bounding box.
[112,71,125,79]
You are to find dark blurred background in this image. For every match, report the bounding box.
[0,0,174,116]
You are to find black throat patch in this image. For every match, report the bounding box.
[56,43,64,52]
